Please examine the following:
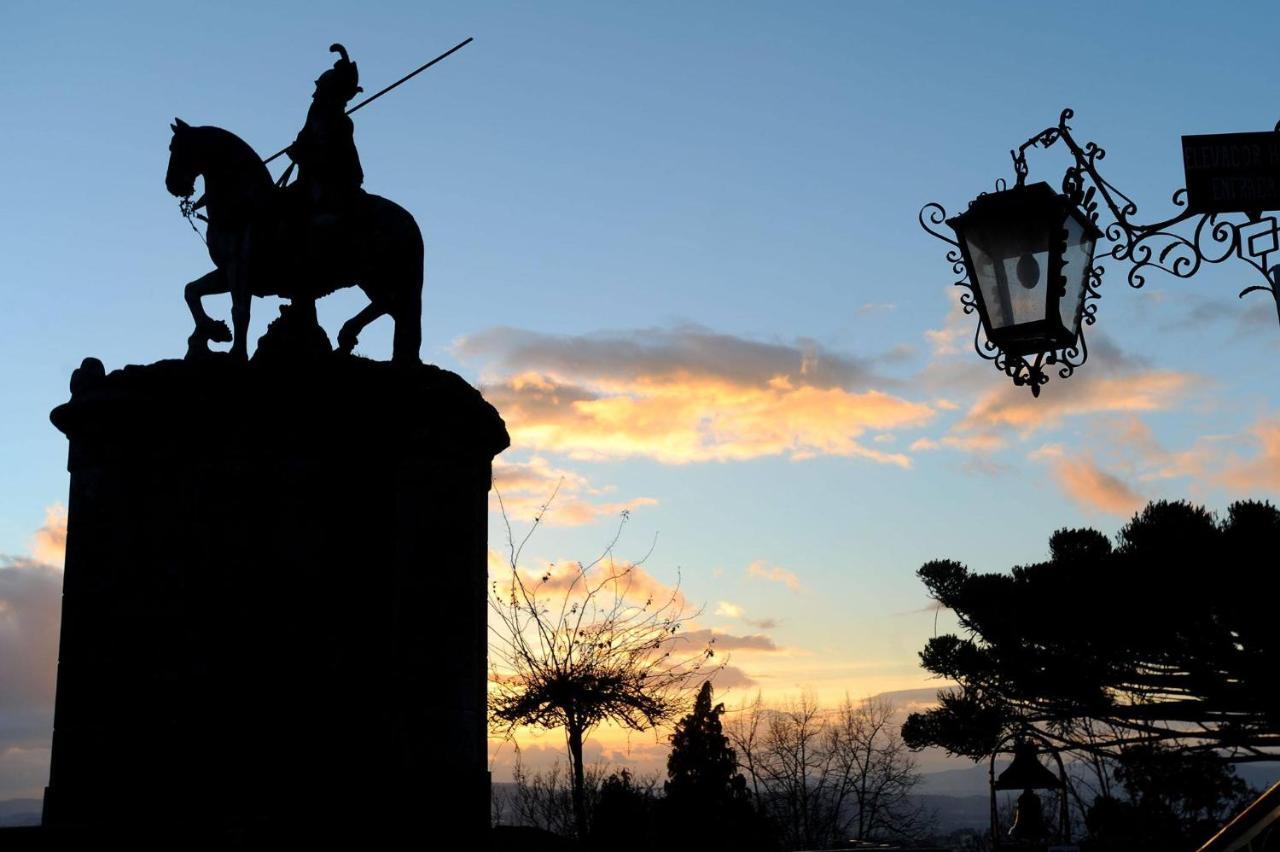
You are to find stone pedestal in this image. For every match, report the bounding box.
[42,356,508,844]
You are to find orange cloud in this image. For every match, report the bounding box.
[1217,416,1280,493]
[30,505,66,569]
[1028,443,1065,461]
[916,321,1203,477]
[491,551,690,616]
[746,560,801,592]
[458,327,934,466]
[492,456,656,527]
[924,297,973,357]
[1025,412,1280,508]
[483,373,930,466]
[911,433,1006,453]
[706,664,758,690]
[1051,456,1145,516]
[0,506,68,798]
[960,369,1201,436]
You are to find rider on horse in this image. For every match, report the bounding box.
[285,44,365,286]
[172,41,430,364]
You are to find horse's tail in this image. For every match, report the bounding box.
[371,195,423,364]
[395,215,424,363]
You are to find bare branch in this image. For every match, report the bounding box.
[488,487,714,839]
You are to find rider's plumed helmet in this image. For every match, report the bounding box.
[315,43,362,103]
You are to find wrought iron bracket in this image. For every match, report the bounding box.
[921,108,1280,395]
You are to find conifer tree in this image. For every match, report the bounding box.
[665,681,770,848]
[665,681,750,807]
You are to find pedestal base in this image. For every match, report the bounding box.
[43,356,508,844]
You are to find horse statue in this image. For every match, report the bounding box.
[165,118,423,363]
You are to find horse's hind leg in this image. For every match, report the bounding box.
[340,272,418,361]
[390,235,424,365]
[185,268,233,359]
[337,301,386,355]
[390,286,422,365]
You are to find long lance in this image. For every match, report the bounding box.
[262,36,474,166]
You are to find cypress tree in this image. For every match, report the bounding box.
[665,681,771,848]
[665,681,748,806]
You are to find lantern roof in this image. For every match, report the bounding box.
[994,740,1063,791]
[948,181,1104,243]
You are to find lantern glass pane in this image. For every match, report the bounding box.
[964,219,1050,330]
[1058,215,1097,336]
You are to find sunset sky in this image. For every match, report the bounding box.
[4,1,1280,799]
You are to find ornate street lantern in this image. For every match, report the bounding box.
[948,182,1102,395]
[922,108,1280,397]
[989,736,1069,848]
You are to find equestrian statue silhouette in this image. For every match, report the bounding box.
[165,44,424,363]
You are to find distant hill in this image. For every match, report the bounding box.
[495,780,991,835]
[0,799,41,827]
[918,762,1003,797]
[1235,763,1280,792]
[918,760,1280,798]
[915,794,988,832]
[487,760,1280,837]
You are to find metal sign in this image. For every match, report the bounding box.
[1182,131,1280,214]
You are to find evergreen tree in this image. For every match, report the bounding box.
[904,500,1280,761]
[664,681,771,849]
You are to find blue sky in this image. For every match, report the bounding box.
[4,1,1280,794]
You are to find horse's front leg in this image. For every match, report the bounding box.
[228,256,251,362]
[185,269,233,336]
[185,269,233,359]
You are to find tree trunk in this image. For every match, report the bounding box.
[568,722,588,840]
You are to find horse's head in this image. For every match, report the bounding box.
[166,117,199,198]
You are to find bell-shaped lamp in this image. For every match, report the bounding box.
[994,739,1064,792]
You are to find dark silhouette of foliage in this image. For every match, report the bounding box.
[587,769,660,852]
[489,493,713,841]
[1085,745,1254,851]
[663,682,769,848]
[904,500,1280,765]
[665,681,751,806]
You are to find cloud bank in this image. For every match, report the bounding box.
[457,326,934,466]
[0,506,67,799]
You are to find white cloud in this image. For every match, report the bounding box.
[746,560,802,593]
[715,601,744,619]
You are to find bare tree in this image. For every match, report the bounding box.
[727,693,931,849]
[501,747,608,835]
[725,692,843,848]
[828,696,929,842]
[731,692,768,806]
[488,487,714,840]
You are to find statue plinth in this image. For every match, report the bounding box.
[43,356,508,844]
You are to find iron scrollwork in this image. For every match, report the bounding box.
[919,197,1102,397]
[921,108,1280,395]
